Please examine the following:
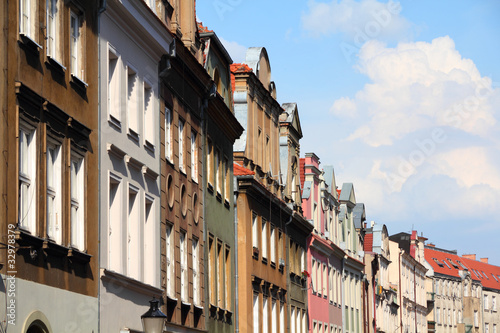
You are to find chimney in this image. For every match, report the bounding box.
[463,254,476,261]
[480,258,489,264]
[371,220,375,228]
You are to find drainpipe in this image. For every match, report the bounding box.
[97,1,106,332]
[399,250,403,333]
[233,175,239,333]
[414,266,417,333]
[342,255,347,333]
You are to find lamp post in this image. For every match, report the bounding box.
[141,297,167,333]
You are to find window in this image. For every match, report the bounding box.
[312,259,317,292]
[144,81,154,147]
[224,156,230,202]
[180,230,188,302]
[19,0,36,39]
[474,310,478,327]
[165,107,172,162]
[253,293,259,333]
[261,219,267,260]
[217,241,224,308]
[127,185,140,280]
[192,238,200,306]
[263,296,269,333]
[70,154,85,251]
[270,225,276,264]
[433,258,444,267]
[46,140,62,244]
[108,47,120,122]
[323,263,327,296]
[209,236,215,304]
[494,324,497,333]
[207,139,213,185]
[436,307,441,324]
[486,323,490,333]
[485,295,489,310]
[225,246,231,309]
[178,119,185,172]
[46,0,61,60]
[19,123,37,233]
[329,265,333,302]
[493,296,497,311]
[291,306,296,333]
[252,213,258,249]
[272,300,277,333]
[70,10,84,80]
[166,223,175,297]
[108,174,122,273]
[279,302,285,333]
[191,131,197,181]
[216,149,221,194]
[144,196,155,286]
[127,66,139,136]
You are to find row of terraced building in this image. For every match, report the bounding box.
[1,1,499,333]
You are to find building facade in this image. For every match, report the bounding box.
[364,223,400,333]
[97,0,172,331]
[301,153,344,333]
[232,47,291,333]
[199,24,244,333]
[1,0,99,331]
[338,183,365,333]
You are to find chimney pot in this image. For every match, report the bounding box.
[480,258,488,264]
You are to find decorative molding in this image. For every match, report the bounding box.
[125,155,144,170]
[107,143,126,159]
[142,165,159,180]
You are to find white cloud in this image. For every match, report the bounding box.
[301,0,412,42]
[330,96,357,117]
[334,36,499,147]
[219,37,247,64]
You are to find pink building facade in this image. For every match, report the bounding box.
[301,153,344,333]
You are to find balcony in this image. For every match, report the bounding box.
[427,292,435,303]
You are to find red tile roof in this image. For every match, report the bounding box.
[425,247,500,291]
[299,158,305,190]
[337,189,341,198]
[197,21,213,33]
[364,233,373,252]
[233,162,254,176]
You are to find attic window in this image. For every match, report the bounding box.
[442,260,451,269]
[472,270,481,279]
[433,258,444,267]
[492,274,498,282]
[456,260,468,270]
[447,259,459,269]
[482,271,489,280]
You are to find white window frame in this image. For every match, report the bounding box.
[180,230,188,303]
[263,296,269,333]
[70,10,83,79]
[46,0,59,59]
[70,152,85,251]
[108,173,122,273]
[46,138,62,244]
[270,225,276,264]
[192,237,200,305]
[144,194,156,286]
[127,65,139,137]
[261,219,267,260]
[127,184,140,280]
[108,46,121,123]
[166,223,175,298]
[165,107,172,162]
[19,122,37,233]
[144,80,155,148]
[253,293,259,333]
[191,130,197,181]
[252,213,258,249]
[178,119,185,172]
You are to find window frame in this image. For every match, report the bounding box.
[70,150,85,251]
[46,136,63,244]
[18,121,38,234]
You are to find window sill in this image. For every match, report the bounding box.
[181,301,191,309]
[101,269,162,297]
[224,199,230,209]
[179,168,186,177]
[15,228,44,248]
[127,128,140,143]
[262,257,268,265]
[207,182,214,194]
[19,33,42,55]
[68,247,92,264]
[209,303,217,319]
[218,307,226,321]
[166,295,178,304]
[71,74,88,91]
[225,309,233,325]
[46,56,66,74]
[144,140,155,153]
[216,191,222,202]
[270,261,276,269]
[108,115,122,130]
[43,240,69,257]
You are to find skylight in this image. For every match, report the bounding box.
[492,274,498,282]
[482,271,489,280]
[456,260,468,270]
[447,259,459,269]
[443,260,451,269]
[433,258,444,267]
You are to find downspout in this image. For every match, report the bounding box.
[414,265,417,333]
[399,250,403,333]
[373,258,377,333]
[342,255,347,333]
[201,96,208,329]
[97,1,106,332]
[233,175,239,333]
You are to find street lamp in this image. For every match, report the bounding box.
[141,297,167,333]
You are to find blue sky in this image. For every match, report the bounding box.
[196,0,500,265]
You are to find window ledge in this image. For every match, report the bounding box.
[101,269,163,297]
[127,128,140,143]
[224,199,230,209]
[108,115,122,130]
[181,301,191,309]
[270,261,276,269]
[207,183,214,194]
[46,56,66,74]
[43,240,69,257]
[71,74,88,90]
[15,229,44,248]
[262,257,268,265]
[19,33,42,55]
[144,140,155,153]
[68,247,92,264]
[216,191,222,202]
[167,295,178,304]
